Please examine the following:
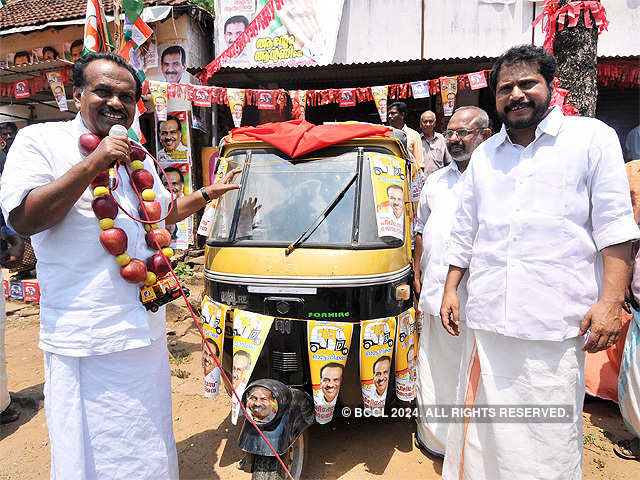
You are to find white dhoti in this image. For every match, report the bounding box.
[416,314,465,456]
[619,309,640,437]
[44,337,178,479]
[442,328,585,480]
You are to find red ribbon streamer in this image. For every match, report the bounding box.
[532,1,609,54]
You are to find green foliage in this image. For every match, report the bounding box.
[173,263,194,282]
[190,0,215,15]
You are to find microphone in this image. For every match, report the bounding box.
[108,124,129,189]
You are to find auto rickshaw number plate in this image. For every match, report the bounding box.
[274,318,292,334]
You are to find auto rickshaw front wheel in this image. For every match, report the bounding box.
[251,430,307,480]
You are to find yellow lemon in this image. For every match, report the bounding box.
[99,218,114,230]
[162,247,174,258]
[93,186,109,197]
[130,160,145,171]
[142,189,156,201]
[144,271,157,286]
[115,253,131,266]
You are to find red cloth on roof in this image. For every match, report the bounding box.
[231,120,391,158]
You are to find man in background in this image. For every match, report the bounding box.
[419,110,451,178]
[387,102,423,170]
[43,46,59,61]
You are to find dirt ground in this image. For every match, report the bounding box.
[1,271,638,479]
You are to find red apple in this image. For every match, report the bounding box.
[90,171,109,188]
[120,258,147,283]
[78,133,101,157]
[131,169,154,191]
[145,228,172,249]
[138,200,161,222]
[99,228,127,256]
[130,145,147,161]
[146,253,170,277]
[92,194,118,219]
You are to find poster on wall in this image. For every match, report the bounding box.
[64,39,85,62]
[215,0,345,69]
[156,111,192,248]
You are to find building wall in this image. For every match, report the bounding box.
[333,0,640,64]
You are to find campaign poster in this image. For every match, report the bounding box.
[245,383,279,425]
[160,161,192,249]
[149,80,168,121]
[194,87,213,108]
[339,88,356,108]
[156,110,191,166]
[307,321,354,424]
[64,39,84,62]
[395,308,417,401]
[256,90,276,110]
[153,43,190,84]
[13,81,29,99]
[23,281,40,302]
[371,86,387,123]
[440,76,457,117]
[201,296,228,398]
[9,281,24,301]
[360,317,396,412]
[410,81,430,99]
[467,71,488,90]
[46,72,68,111]
[227,88,245,128]
[2,279,9,299]
[231,309,273,424]
[142,31,159,70]
[370,153,405,241]
[198,156,227,237]
[215,0,344,68]
[289,90,307,120]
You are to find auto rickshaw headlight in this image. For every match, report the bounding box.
[395,284,410,301]
[242,379,291,429]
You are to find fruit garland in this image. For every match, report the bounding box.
[79,133,176,286]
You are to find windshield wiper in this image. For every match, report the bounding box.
[285,172,358,256]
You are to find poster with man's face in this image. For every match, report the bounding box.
[157,44,189,84]
[156,111,191,166]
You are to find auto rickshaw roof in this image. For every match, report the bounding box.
[221,120,406,159]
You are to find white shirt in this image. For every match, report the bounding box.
[415,161,468,318]
[0,114,171,356]
[448,107,639,341]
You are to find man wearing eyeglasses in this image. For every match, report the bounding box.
[440,45,639,480]
[413,106,491,457]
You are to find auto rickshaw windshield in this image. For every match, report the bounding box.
[208,148,403,248]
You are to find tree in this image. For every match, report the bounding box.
[553,0,600,117]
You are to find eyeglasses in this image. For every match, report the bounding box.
[444,128,482,139]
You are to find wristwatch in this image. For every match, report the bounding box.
[200,186,211,202]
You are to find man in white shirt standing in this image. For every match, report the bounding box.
[413,106,491,457]
[0,52,239,478]
[440,45,639,480]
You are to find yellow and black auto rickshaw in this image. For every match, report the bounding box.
[203,121,416,479]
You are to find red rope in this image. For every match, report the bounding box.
[119,147,296,480]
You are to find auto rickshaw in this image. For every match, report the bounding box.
[203,121,415,479]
